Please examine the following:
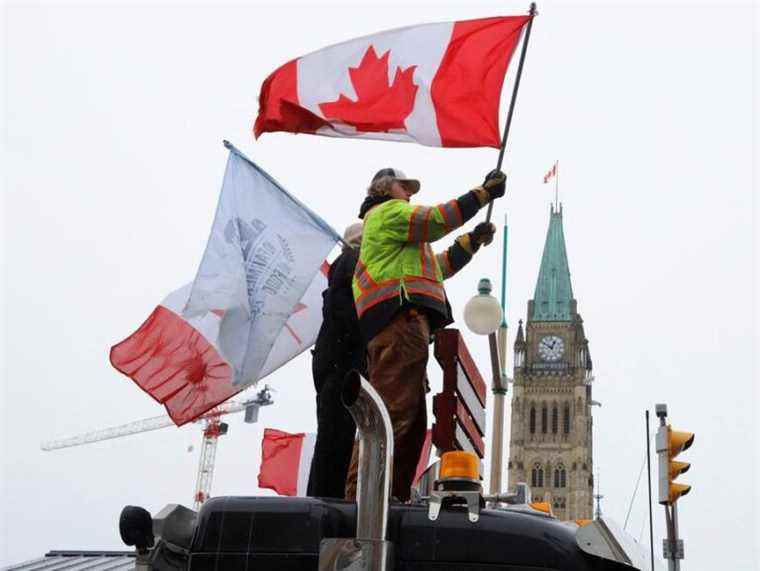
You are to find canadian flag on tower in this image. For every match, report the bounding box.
[254,16,531,148]
[544,161,557,183]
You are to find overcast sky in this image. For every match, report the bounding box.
[2,1,757,569]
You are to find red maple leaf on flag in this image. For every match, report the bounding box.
[319,46,418,133]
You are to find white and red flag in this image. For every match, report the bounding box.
[110,143,339,426]
[254,16,531,148]
[543,161,557,183]
[258,428,316,497]
[109,264,329,426]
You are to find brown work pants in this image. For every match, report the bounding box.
[345,309,430,502]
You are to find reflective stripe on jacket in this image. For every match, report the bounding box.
[353,187,489,341]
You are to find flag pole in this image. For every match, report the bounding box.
[485,2,538,223]
[555,160,559,208]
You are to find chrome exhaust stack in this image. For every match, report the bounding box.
[319,371,394,570]
[342,370,393,541]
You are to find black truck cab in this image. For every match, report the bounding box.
[121,376,647,571]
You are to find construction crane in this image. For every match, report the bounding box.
[41,386,274,510]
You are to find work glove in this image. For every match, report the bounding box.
[470,222,496,249]
[482,170,507,201]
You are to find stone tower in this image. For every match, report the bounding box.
[507,204,594,520]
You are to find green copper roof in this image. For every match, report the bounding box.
[532,204,574,321]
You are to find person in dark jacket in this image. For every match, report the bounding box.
[307,222,366,498]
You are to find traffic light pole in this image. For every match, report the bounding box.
[663,504,678,571]
[672,503,681,570]
[645,410,655,571]
[656,403,690,571]
[657,407,675,571]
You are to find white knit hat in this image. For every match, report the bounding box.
[343,222,363,247]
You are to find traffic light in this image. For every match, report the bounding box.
[656,420,694,505]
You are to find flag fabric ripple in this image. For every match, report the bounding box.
[258,428,316,497]
[109,284,237,425]
[254,16,531,148]
[110,143,340,425]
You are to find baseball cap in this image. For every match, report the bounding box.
[371,167,420,194]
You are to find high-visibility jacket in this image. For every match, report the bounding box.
[353,187,490,341]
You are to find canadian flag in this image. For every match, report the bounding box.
[254,16,531,148]
[543,161,557,183]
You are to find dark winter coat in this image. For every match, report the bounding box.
[311,246,367,384]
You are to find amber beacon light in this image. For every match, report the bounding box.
[439,450,480,481]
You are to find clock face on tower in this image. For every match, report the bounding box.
[538,335,565,362]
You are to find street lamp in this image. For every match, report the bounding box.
[464,278,507,496]
[463,278,502,335]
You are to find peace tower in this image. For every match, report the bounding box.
[507,204,594,521]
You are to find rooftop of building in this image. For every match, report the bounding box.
[3,551,135,571]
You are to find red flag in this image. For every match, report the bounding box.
[258,429,316,497]
[254,16,530,148]
[543,161,557,183]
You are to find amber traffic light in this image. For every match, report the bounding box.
[657,424,694,505]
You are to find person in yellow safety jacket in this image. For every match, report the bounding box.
[345,167,506,502]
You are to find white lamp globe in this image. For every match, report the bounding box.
[463,278,503,335]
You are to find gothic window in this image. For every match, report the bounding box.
[563,403,571,434]
[531,464,544,488]
[554,464,567,488]
[541,405,548,434]
[530,406,536,434]
[552,405,558,434]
